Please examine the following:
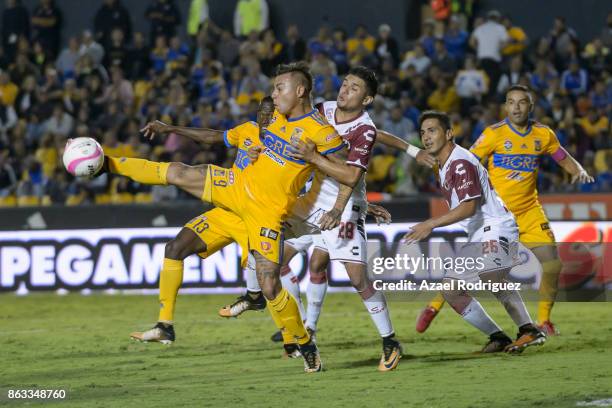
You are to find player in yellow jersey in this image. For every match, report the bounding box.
[416,85,594,337]
[95,62,347,372]
[126,105,274,347]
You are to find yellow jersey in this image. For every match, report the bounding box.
[470,119,563,215]
[223,120,260,172]
[241,109,343,217]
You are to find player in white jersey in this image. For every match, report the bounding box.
[403,111,546,353]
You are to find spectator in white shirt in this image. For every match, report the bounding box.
[455,55,489,114]
[400,44,431,75]
[469,10,509,95]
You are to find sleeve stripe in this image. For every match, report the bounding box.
[346,161,367,170]
[320,143,344,155]
[223,130,232,148]
[457,194,482,204]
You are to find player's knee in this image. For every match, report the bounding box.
[310,269,327,284]
[165,239,190,260]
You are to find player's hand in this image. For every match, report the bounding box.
[140,120,171,140]
[571,169,595,184]
[287,138,318,163]
[367,203,392,225]
[247,146,263,164]
[415,150,437,168]
[402,221,433,244]
[319,208,341,230]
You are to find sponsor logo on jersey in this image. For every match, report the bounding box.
[279,126,286,133]
[456,180,474,190]
[234,149,250,170]
[262,130,303,164]
[492,153,540,172]
[504,140,513,151]
[260,241,272,251]
[535,139,542,152]
[260,227,279,240]
[541,222,550,231]
[263,148,286,166]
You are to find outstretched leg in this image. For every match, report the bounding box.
[105,156,208,200]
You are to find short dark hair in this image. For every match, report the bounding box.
[274,61,313,96]
[419,110,451,132]
[348,65,378,98]
[506,84,533,102]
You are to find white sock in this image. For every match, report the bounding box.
[245,254,261,292]
[363,290,394,337]
[280,266,306,319]
[494,290,533,327]
[305,281,328,331]
[461,298,502,336]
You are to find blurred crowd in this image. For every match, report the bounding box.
[0,0,610,206]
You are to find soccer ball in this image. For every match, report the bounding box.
[63,137,105,177]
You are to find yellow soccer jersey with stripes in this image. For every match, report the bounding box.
[203,109,343,262]
[241,109,343,217]
[184,120,260,266]
[470,119,562,243]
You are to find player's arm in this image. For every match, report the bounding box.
[319,183,353,230]
[377,129,437,168]
[140,120,224,144]
[403,199,478,243]
[548,142,595,184]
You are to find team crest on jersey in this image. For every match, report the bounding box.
[534,139,542,152]
[521,144,528,149]
[244,138,252,147]
[290,127,304,144]
[504,140,513,151]
[279,125,286,133]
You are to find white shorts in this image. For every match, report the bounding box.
[287,195,368,264]
[285,234,327,253]
[445,222,519,284]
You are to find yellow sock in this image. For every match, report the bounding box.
[268,305,296,344]
[107,156,170,185]
[268,288,310,345]
[538,259,562,322]
[158,258,184,323]
[429,292,446,311]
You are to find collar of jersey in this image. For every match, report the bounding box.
[286,109,316,122]
[504,118,532,137]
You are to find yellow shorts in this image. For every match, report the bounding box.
[202,165,283,264]
[183,207,250,267]
[515,205,556,246]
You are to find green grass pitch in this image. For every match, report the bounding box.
[1,293,611,407]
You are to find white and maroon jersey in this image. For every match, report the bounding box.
[438,145,515,236]
[306,100,376,207]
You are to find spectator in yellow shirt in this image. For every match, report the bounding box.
[0,70,18,106]
[427,77,460,113]
[502,16,528,56]
[347,24,376,64]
